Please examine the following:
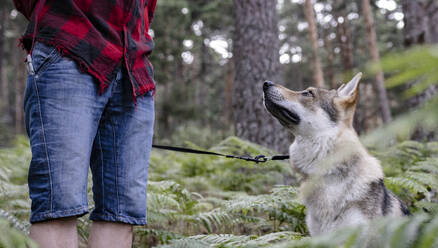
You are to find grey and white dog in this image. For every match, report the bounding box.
[263,73,410,236]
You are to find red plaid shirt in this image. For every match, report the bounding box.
[14,0,157,101]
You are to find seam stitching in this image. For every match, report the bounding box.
[97,130,105,210]
[33,76,54,213]
[110,116,120,214]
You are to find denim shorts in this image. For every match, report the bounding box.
[24,42,154,225]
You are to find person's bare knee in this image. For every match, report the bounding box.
[88,221,133,248]
[30,217,78,248]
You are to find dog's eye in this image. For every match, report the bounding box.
[301,90,314,97]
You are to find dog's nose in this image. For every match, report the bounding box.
[263,81,274,91]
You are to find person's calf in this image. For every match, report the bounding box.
[29,217,78,248]
[88,221,133,248]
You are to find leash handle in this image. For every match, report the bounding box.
[152,144,289,163]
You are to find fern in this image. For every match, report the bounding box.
[2,135,438,247]
[385,177,429,195]
[415,202,438,215]
[271,214,438,248]
[159,231,301,248]
[0,209,29,235]
[185,210,235,233]
[158,238,210,248]
[0,219,36,248]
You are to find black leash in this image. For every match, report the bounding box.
[152,144,289,163]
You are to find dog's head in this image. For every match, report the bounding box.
[263,73,362,136]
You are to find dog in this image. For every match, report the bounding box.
[263,73,410,236]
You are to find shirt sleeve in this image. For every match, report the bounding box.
[13,0,38,20]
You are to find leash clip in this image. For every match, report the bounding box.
[242,155,268,163]
[253,155,268,163]
[26,54,35,75]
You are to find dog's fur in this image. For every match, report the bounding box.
[263,73,410,236]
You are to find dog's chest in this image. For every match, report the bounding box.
[300,175,369,235]
[301,179,348,216]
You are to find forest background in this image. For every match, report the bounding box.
[1,0,438,247]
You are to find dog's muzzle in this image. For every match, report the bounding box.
[263,82,300,125]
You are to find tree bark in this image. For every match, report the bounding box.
[304,0,324,88]
[323,30,336,88]
[362,0,392,123]
[0,8,7,117]
[232,0,290,152]
[15,48,25,133]
[196,34,208,107]
[402,0,438,110]
[224,57,234,125]
[403,0,438,47]
[333,1,354,72]
[335,17,354,71]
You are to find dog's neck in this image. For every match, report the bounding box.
[289,128,339,175]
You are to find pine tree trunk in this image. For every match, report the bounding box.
[224,58,234,125]
[401,0,437,145]
[232,0,290,152]
[333,1,354,72]
[323,30,336,88]
[403,0,438,46]
[197,33,208,107]
[402,0,438,110]
[304,0,324,88]
[362,0,392,123]
[335,17,354,71]
[15,49,25,133]
[0,9,7,117]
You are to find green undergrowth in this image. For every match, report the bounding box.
[0,135,438,247]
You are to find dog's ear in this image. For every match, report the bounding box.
[334,73,362,126]
[336,72,362,106]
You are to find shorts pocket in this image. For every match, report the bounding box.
[32,42,62,76]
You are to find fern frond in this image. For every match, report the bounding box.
[416,215,438,248]
[415,201,438,215]
[158,238,210,248]
[0,219,36,248]
[0,209,29,234]
[185,209,235,233]
[385,177,429,194]
[410,161,438,174]
[405,171,438,190]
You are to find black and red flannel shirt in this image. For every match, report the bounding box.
[14,0,157,101]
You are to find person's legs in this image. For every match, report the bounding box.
[88,221,133,248]
[29,217,78,248]
[88,71,154,247]
[24,42,111,247]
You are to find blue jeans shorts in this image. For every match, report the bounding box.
[24,42,154,225]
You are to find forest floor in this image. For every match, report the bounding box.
[0,134,437,247]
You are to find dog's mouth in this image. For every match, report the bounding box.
[264,98,300,125]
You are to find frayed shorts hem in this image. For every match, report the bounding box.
[89,212,146,225]
[30,206,89,223]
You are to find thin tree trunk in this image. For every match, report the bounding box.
[0,8,7,116]
[323,30,336,88]
[232,0,290,152]
[334,1,354,73]
[304,0,324,88]
[15,49,25,133]
[403,0,438,46]
[224,57,234,125]
[362,0,392,123]
[402,0,438,108]
[198,35,207,107]
[335,17,354,71]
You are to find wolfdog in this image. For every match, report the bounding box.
[263,73,410,236]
